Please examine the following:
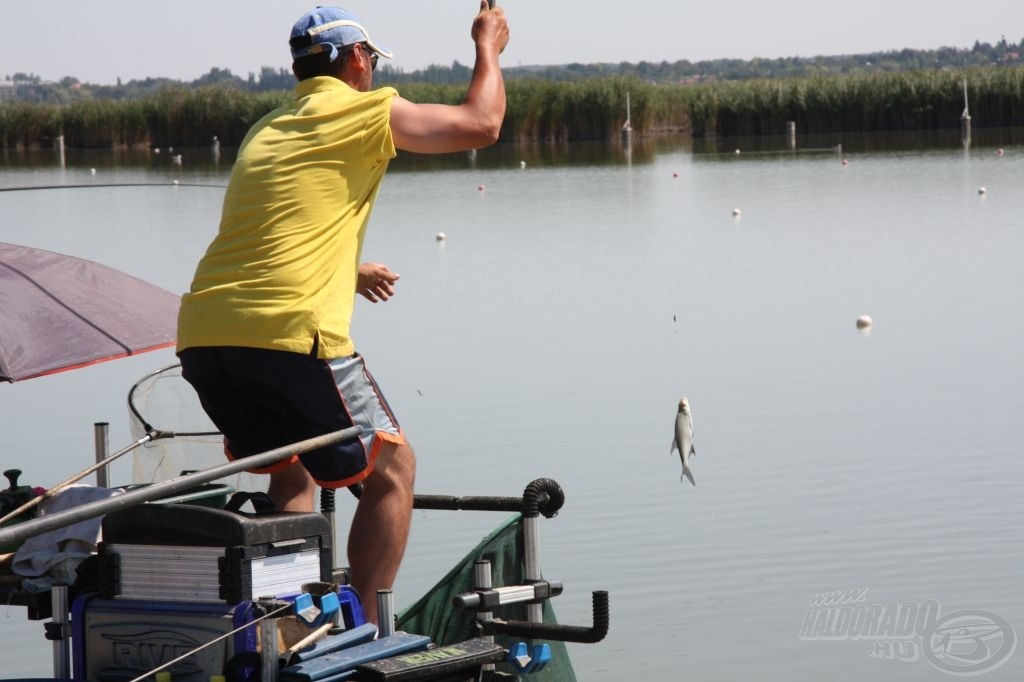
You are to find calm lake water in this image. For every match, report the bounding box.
[2,129,1024,680]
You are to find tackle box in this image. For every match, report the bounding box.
[70,587,366,682]
[96,504,332,604]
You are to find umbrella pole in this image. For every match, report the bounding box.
[0,432,158,526]
[94,422,110,488]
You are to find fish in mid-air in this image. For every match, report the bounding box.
[671,397,696,486]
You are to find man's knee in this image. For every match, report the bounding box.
[369,442,415,492]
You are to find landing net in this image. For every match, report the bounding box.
[127,363,266,493]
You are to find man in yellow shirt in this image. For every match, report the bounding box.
[177,2,509,624]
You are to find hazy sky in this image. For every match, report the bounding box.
[2,1,1022,85]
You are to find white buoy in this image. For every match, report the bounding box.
[435,232,446,242]
[478,184,485,192]
[520,160,526,169]
[856,314,873,329]
[978,186,987,195]
[90,168,96,175]
[734,149,741,155]
[732,208,742,217]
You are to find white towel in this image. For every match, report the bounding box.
[12,484,122,584]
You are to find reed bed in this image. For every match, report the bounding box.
[688,67,1024,136]
[2,67,1023,148]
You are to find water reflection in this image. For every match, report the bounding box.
[0,134,682,177]
[2,126,1020,179]
[691,126,1024,157]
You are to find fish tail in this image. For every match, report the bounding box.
[683,465,695,487]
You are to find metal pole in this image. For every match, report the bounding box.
[474,560,496,674]
[259,610,280,682]
[50,585,70,679]
[523,515,543,623]
[94,422,110,488]
[0,426,361,548]
[377,590,395,638]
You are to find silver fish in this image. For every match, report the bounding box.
[671,397,696,486]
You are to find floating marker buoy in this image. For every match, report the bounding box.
[842,159,849,166]
[520,160,526,168]
[732,208,742,217]
[734,149,741,155]
[996,148,1005,156]
[478,184,485,192]
[173,180,180,185]
[856,314,873,329]
[978,186,987,195]
[90,168,96,175]
[673,171,679,178]
[435,232,446,241]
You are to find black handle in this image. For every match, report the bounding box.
[3,469,21,490]
[482,591,609,644]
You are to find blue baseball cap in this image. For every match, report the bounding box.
[289,6,394,63]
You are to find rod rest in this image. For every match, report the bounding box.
[481,590,609,644]
[453,580,564,611]
[407,478,565,519]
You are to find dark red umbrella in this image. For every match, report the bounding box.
[0,242,180,382]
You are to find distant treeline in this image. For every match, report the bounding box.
[4,36,1023,103]
[2,67,1023,148]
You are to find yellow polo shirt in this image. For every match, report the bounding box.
[177,77,398,359]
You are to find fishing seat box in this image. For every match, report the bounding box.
[96,504,332,604]
[70,587,367,682]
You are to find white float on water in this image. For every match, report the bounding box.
[435,232,446,242]
[856,314,873,329]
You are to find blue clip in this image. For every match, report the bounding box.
[507,641,531,670]
[317,591,340,625]
[293,593,320,625]
[507,642,552,674]
[525,643,551,673]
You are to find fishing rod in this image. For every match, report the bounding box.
[0,426,361,548]
[0,182,227,193]
[0,433,155,526]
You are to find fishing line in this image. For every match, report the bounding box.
[0,182,227,193]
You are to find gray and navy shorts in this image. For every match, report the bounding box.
[178,346,404,488]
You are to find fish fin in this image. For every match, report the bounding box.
[683,466,696,487]
[690,445,696,458]
[670,436,677,454]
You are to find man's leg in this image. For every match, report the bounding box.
[268,462,319,512]
[347,440,416,625]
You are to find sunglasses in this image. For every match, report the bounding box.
[342,43,378,71]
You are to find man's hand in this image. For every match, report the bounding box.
[357,262,400,303]
[473,0,509,56]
